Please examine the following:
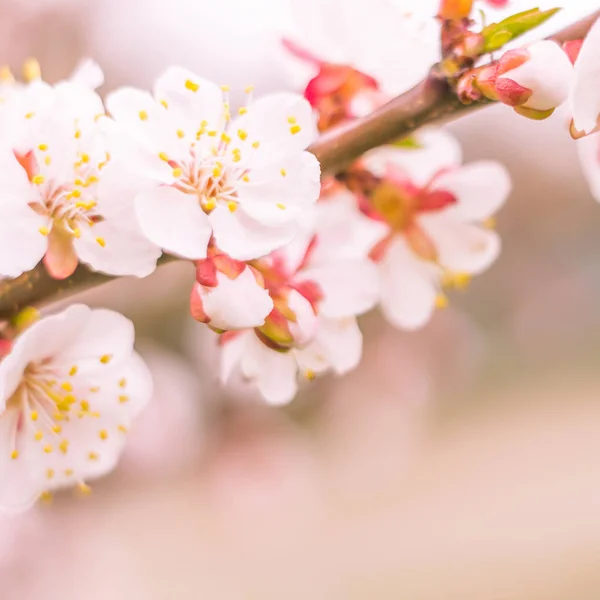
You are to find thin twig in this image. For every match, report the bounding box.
[0,8,597,319]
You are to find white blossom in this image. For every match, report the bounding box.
[106,67,321,261]
[218,205,379,405]
[352,129,511,330]
[0,79,161,279]
[0,305,152,512]
[282,0,439,104]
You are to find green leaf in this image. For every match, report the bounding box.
[392,136,423,150]
[481,7,561,53]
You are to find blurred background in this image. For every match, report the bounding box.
[2,0,600,598]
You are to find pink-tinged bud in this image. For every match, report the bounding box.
[485,0,509,6]
[190,285,210,324]
[438,0,473,21]
[192,256,273,330]
[195,258,218,287]
[494,41,573,114]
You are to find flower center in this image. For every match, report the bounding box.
[16,148,107,242]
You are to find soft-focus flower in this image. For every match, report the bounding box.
[345,129,510,330]
[218,207,379,405]
[0,304,152,512]
[0,78,161,279]
[571,17,600,137]
[472,40,573,120]
[106,67,321,261]
[191,245,273,331]
[282,0,439,130]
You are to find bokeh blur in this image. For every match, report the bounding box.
[2,0,600,598]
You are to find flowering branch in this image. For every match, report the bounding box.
[0,8,597,320]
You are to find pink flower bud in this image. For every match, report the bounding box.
[493,41,573,115]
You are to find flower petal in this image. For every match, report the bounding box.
[421,214,501,274]
[237,151,321,225]
[135,186,212,259]
[195,268,273,331]
[572,17,600,134]
[153,66,224,132]
[231,93,317,168]
[240,334,299,405]
[0,410,42,513]
[300,259,379,318]
[295,316,363,376]
[209,204,298,260]
[379,237,439,330]
[432,160,511,222]
[576,132,600,201]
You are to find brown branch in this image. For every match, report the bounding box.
[0,8,598,320]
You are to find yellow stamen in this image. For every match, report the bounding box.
[280,168,287,177]
[176,129,185,139]
[160,99,168,108]
[306,369,316,381]
[172,167,183,178]
[238,107,248,116]
[435,294,449,310]
[185,79,199,92]
[99,430,108,441]
[204,199,217,211]
[244,85,255,94]
[100,354,112,364]
[287,116,297,124]
[227,201,238,213]
[276,203,286,210]
[88,452,99,461]
[34,431,43,441]
[43,444,53,454]
[38,143,48,151]
[47,469,54,480]
[96,237,106,248]
[118,395,129,404]
[77,482,92,495]
[74,130,81,139]
[65,469,74,476]
[139,110,148,121]
[81,153,90,164]
[118,378,127,388]
[30,410,39,421]
[59,440,69,454]
[118,425,128,434]
[290,125,301,135]
[252,141,260,149]
[10,450,18,460]
[52,425,62,434]
[158,152,169,162]
[237,129,248,141]
[22,58,41,82]
[61,381,73,392]
[32,174,45,185]
[44,156,52,166]
[80,400,90,412]
[40,490,53,503]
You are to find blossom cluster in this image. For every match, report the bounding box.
[1,0,595,511]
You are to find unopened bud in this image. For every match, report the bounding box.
[472,40,573,119]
